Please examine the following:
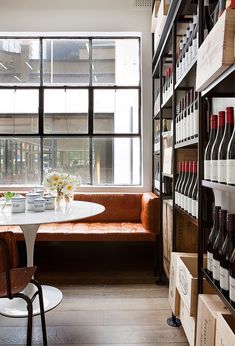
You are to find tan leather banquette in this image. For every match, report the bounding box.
[0,193,159,242]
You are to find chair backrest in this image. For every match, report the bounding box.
[0,231,19,272]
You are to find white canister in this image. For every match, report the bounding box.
[32,187,45,198]
[34,197,46,212]
[44,195,55,210]
[12,194,26,213]
[26,192,40,211]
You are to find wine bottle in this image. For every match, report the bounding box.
[192,12,198,59]
[188,161,197,215]
[181,162,189,209]
[229,246,235,307]
[193,91,199,138]
[213,209,227,285]
[189,88,194,139]
[183,161,193,212]
[191,162,198,218]
[211,111,225,182]
[175,162,182,206]
[207,206,221,275]
[204,0,213,38]
[177,162,185,207]
[186,91,191,141]
[220,213,235,296]
[226,107,235,186]
[204,115,217,180]
[218,107,234,184]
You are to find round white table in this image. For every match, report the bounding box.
[0,200,105,317]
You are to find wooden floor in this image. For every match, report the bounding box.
[0,243,188,345]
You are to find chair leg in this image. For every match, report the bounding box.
[38,285,47,345]
[26,300,33,346]
[31,279,47,345]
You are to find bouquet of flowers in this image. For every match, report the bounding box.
[43,172,81,202]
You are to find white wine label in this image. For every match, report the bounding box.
[189,112,194,138]
[212,259,220,281]
[195,200,198,219]
[175,192,178,205]
[184,196,188,211]
[187,197,191,214]
[218,160,227,183]
[207,252,213,272]
[194,109,199,136]
[229,276,235,303]
[227,160,235,185]
[210,160,218,181]
[204,160,211,180]
[220,266,229,291]
[192,200,196,217]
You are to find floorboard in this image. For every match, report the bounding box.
[0,243,188,345]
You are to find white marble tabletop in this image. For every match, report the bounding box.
[0,200,105,226]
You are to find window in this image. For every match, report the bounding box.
[0,36,141,186]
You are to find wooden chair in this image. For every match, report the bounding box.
[0,231,47,346]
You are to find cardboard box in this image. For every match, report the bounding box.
[215,313,235,346]
[180,299,196,346]
[176,256,214,316]
[163,199,173,270]
[175,211,198,253]
[168,252,196,317]
[196,295,229,346]
[196,8,235,92]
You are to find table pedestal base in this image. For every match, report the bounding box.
[0,284,63,318]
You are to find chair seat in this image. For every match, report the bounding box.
[0,266,37,298]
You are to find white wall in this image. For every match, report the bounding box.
[0,0,152,192]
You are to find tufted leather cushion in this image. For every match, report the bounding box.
[73,193,142,223]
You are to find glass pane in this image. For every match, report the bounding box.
[94,89,139,134]
[0,138,40,185]
[43,39,89,85]
[44,89,88,134]
[92,39,139,86]
[43,137,90,184]
[0,39,40,84]
[92,137,140,185]
[0,89,39,134]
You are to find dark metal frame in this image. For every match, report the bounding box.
[0,238,47,346]
[0,35,142,186]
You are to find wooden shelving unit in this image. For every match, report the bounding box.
[151,0,235,339]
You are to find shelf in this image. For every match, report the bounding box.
[175,57,197,89]
[154,188,172,200]
[202,180,235,194]
[175,137,198,149]
[152,0,183,76]
[175,205,198,227]
[202,269,235,316]
[201,64,235,96]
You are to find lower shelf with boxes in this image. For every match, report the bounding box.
[168,252,235,346]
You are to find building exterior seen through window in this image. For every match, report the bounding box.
[0,36,141,186]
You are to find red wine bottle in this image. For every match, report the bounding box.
[213,209,227,285]
[218,107,234,184]
[204,115,217,180]
[210,111,225,182]
[207,206,221,275]
[184,161,193,213]
[181,162,189,209]
[175,162,182,206]
[178,162,185,208]
[226,107,235,186]
[229,246,235,307]
[220,213,235,296]
[191,162,198,218]
[188,161,197,215]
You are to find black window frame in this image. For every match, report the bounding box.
[0,35,142,186]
